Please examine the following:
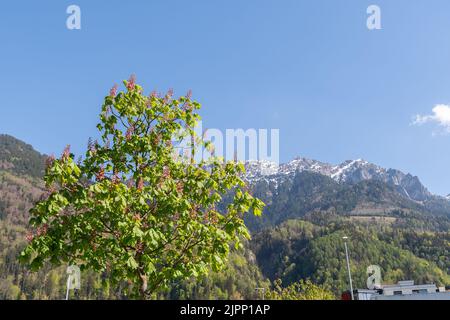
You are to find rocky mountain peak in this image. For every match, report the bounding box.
[244,157,432,202]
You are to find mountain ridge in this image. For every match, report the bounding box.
[0,133,443,202]
[0,134,47,178]
[245,157,439,202]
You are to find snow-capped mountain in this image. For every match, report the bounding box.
[245,158,432,202]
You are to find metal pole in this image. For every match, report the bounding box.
[343,237,354,300]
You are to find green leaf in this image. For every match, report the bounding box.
[253,207,262,216]
[126,257,139,270]
[133,225,144,237]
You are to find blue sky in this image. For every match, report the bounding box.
[1,1,450,195]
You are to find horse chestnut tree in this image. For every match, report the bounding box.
[20,76,264,299]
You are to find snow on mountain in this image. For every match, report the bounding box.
[244,157,432,202]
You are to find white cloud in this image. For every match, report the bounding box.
[412,104,450,134]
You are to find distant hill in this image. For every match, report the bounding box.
[0,134,47,178]
[0,135,45,224]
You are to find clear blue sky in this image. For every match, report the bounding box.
[1,1,450,195]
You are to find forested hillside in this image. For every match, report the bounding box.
[251,219,449,293]
[0,134,46,178]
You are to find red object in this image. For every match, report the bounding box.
[341,291,352,300]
